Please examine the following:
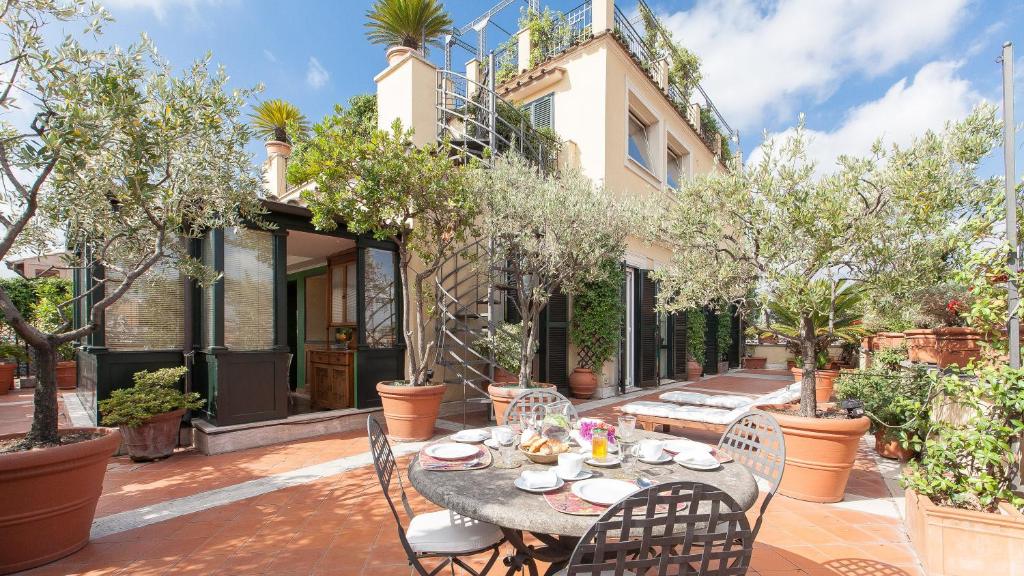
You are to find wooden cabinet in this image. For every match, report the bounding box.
[307,349,354,410]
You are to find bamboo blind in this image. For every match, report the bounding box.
[223,228,275,351]
[104,259,185,350]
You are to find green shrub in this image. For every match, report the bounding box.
[570,260,623,370]
[686,311,706,363]
[716,310,733,361]
[0,342,27,363]
[873,345,908,371]
[835,365,930,443]
[99,367,203,428]
[474,323,534,373]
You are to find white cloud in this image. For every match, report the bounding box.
[102,0,223,20]
[263,49,277,63]
[659,0,969,132]
[751,60,981,173]
[305,57,329,89]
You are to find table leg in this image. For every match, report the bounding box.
[500,528,578,576]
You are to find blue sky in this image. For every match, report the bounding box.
[93,0,1023,179]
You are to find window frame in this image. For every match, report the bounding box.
[627,112,656,175]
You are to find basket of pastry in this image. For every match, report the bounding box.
[519,435,571,464]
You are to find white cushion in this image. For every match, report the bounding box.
[621,401,737,425]
[621,401,678,418]
[406,510,503,554]
[660,391,752,409]
[753,383,801,405]
[658,391,709,405]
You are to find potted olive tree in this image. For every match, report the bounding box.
[469,154,639,419]
[99,367,204,461]
[291,119,478,441]
[473,322,530,384]
[655,108,1001,503]
[568,260,624,399]
[0,3,263,572]
[365,0,453,64]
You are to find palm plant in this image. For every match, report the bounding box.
[365,0,453,53]
[764,278,867,367]
[249,99,309,144]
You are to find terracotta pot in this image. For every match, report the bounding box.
[789,368,839,402]
[874,332,906,350]
[0,363,13,394]
[861,335,875,351]
[0,427,120,574]
[488,382,557,425]
[120,408,185,462]
[686,360,702,381]
[376,382,446,442]
[906,487,1024,576]
[873,429,915,461]
[786,360,798,370]
[264,140,292,158]
[568,368,598,399]
[717,361,730,375]
[492,367,517,384]
[742,357,767,369]
[905,327,982,368]
[56,360,76,390]
[756,404,870,503]
[386,45,415,65]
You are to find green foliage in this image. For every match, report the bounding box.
[30,278,74,360]
[686,311,706,364]
[873,345,908,372]
[907,283,971,328]
[835,365,930,443]
[901,364,1024,512]
[638,2,702,107]
[364,0,453,52]
[570,260,624,370]
[765,279,867,362]
[473,322,533,373]
[249,99,309,144]
[0,277,40,322]
[99,367,203,428]
[716,309,733,361]
[0,343,28,363]
[699,107,731,161]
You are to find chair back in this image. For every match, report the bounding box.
[717,409,785,537]
[367,416,416,530]
[505,388,577,426]
[566,481,753,576]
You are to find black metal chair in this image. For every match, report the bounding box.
[716,409,785,538]
[505,389,578,426]
[562,481,754,575]
[367,416,505,576]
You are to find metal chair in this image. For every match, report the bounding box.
[716,409,785,538]
[367,416,505,576]
[504,389,578,426]
[562,481,753,575]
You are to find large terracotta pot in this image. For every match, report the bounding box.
[120,408,185,462]
[0,427,120,574]
[741,357,767,369]
[488,382,557,425]
[790,368,839,402]
[376,382,446,442]
[757,403,870,503]
[386,45,415,65]
[874,332,906,350]
[56,360,76,390]
[686,360,702,381]
[905,327,982,368]
[493,367,517,384]
[906,488,1024,576]
[0,363,14,394]
[873,429,915,461]
[568,368,598,399]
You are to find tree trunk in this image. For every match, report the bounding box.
[519,308,539,389]
[799,314,817,418]
[23,343,60,446]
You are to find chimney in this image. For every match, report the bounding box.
[262,140,291,199]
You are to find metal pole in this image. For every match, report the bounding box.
[1002,42,1019,368]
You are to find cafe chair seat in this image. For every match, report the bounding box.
[407,510,504,555]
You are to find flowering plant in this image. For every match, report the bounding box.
[578,419,616,445]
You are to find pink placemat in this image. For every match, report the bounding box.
[418,446,492,471]
[663,443,734,463]
[543,484,610,516]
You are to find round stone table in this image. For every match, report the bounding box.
[409,430,757,573]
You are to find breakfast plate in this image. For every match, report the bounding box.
[673,452,721,470]
[424,443,480,461]
[571,478,638,505]
[451,429,490,443]
[637,453,673,464]
[585,455,622,467]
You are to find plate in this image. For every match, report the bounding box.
[483,438,500,449]
[424,443,480,461]
[638,453,673,464]
[452,429,490,443]
[673,452,721,470]
[585,456,622,468]
[514,476,565,493]
[555,469,593,481]
[571,478,638,505]
[662,439,712,455]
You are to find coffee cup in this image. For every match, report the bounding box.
[638,440,664,461]
[557,452,585,478]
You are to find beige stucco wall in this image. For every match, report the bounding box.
[374,50,437,147]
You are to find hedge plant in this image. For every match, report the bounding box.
[686,310,706,364]
[716,309,733,361]
[569,259,623,370]
[100,367,203,428]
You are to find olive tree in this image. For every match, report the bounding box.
[655,108,1001,417]
[471,153,639,388]
[0,1,263,449]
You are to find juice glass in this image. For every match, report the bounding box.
[591,428,608,461]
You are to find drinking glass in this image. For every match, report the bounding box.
[591,428,608,461]
[619,440,638,478]
[493,426,518,469]
[617,415,637,442]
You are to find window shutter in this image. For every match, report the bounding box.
[525,94,553,129]
[539,288,569,393]
[673,311,688,379]
[639,271,658,387]
[703,308,718,374]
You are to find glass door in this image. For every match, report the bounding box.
[623,268,636,389]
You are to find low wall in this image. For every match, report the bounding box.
[746,344,843,369]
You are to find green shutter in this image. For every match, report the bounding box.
[525,93,554,129]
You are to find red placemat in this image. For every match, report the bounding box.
[418,446,491,471]
[543,484,610,516]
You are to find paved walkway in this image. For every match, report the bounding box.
[5,371,923,576]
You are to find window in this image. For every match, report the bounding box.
[666,148,683,190]
[223,228,275,351]
[628,113,654,172]
[523,94,553,129]
[105,259,185,351]
[363,248,397,348]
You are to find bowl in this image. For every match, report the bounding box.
[519,446,560,464]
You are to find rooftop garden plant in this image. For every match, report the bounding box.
[763,279,867,369]
[835,358,930,448]
[569,259,624,372]
[473,322,531,374]
[716,308,733,362]
[686,309,707,365]
[99,367,202,428]
[364,0,453,53]
[249,99,309,144]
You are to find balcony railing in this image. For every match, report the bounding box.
[613,4,657,74]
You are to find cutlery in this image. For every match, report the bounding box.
[423,458,479,470]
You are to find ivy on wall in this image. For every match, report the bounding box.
[570,259,624,370]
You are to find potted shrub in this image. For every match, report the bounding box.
[469,155,638,417]
[99,367,203,462]
[0,2,264,571]
[293,118,478,441]
[473,322,526,385]
[568,260,623,399]
[30,278,77,390]
[716,309,733,374]
[0,343,27,394]
[904,284,982,367]
[654,113,997,502]
[685,311,706,380]
[365,0,453,64]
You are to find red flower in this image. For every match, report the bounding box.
[946,299,962,314]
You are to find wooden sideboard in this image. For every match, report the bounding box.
[307,348,354,410]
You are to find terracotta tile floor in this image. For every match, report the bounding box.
[10,370,922,576]
[0,386,70,436]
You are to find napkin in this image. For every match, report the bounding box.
[456,428,490,441]
[520,470,558,489]
[677,449,718,467]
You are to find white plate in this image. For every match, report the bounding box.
[662,439,712,455]
[638,453,673,464]
[571,478,637,505]
[452,429,490,443]
[585,456,622,468]
[514,476,565,493]
[673,452,721,470]
[425,443,480,461]
[555,469,593,481]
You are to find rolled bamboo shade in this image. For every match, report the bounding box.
[105,259,185,351]
[223,228,275,351]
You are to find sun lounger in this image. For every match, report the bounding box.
[658,391,753,409]
[621,384,802,433]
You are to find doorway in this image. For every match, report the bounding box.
[622,267,636,389]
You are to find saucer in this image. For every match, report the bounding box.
[638,453,673,464]
[585,456,622,468]
[555,469,594,481]
[514,476,565,493]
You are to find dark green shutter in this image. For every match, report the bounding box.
[703,308,718,374]
[539,289,569,393]
[524,93,554,129]
[639,271,658,387]
[673,311,688,379]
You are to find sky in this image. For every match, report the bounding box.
[85,0,1024,183]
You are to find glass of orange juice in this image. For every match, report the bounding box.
[591,428,608,461]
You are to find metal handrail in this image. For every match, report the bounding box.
[613,5,657,73]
